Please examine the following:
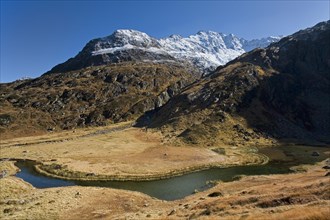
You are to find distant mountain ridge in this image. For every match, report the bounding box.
[49,29,281,74]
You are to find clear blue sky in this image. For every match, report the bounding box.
[1,1,329,83]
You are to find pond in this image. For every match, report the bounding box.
[14,145,329,201]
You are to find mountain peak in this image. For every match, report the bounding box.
[101,29,159,49]
[168,34,183,40]
[114,29,144,34]
[112,29,151,39]
[196,30,220,35]
[48,29,281,74]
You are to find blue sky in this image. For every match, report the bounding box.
[1,1,329,83]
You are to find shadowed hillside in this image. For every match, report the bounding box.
[148,21,330,145]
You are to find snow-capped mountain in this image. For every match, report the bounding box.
[159,31,246,71]
[92,29,163,55]
[49,29,281,74]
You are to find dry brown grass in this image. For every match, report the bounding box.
[1,121,329,219]
[0,128,329,220]
[0,122,266,180]
[1,158,328,220]
[0,161,19,176]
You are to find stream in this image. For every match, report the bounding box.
[14,145,329,201]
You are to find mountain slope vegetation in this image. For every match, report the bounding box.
[0,62,199,139]
[148,21,330,145]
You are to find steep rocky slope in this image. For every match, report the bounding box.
[149,21,330,145]
[0,62,199,138]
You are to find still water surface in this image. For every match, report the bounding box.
[15,145,329,200]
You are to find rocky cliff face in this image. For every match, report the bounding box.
[0,62,199,138]
[149,21,330,145]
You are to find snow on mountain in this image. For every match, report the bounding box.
[91,29,168,56]
[158,31,245,71]
[241,36,283,52]
[91,29,281,71]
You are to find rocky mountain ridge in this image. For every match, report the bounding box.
[49,29,280,74]
[148,21,330,145]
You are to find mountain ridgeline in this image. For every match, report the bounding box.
[1,21,329,145]
[48,30,280,75]
[149,21,330,145]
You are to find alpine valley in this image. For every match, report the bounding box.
[0,21,329,220]
[1,29,280,138]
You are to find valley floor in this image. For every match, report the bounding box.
[0,122,266,181]
[0,123,329,219]
[1,159,329,219]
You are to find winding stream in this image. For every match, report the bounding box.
[14,145,329,201]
